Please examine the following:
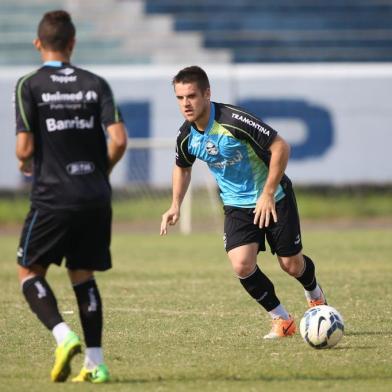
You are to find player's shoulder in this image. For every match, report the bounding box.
[175,121,195,166]
[176,120,192,141]
[214,102,261,125]
[214,101,276,139]
[15,67,41,87]
[68,65,108,85]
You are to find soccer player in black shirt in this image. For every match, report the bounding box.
[14,10,127,383]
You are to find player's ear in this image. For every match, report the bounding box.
[68,37,76,55]
[205,87,211,100]
[33,38,41,51]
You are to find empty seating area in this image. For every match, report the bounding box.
[0,1,132,66]
[0,0,229,65]
[144,0,392,62]
[1,0,391,65]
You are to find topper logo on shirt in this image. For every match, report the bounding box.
[50,68,77,83]
[58,68,75,76]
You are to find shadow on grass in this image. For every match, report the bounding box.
[110,373,392,385]
[345,331,391,336]
[332,345,377,350]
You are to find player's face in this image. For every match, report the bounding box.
[174,82,210,124]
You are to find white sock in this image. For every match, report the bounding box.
[268,304,290,320]
[52,322,71,345]
[84,347,104,370]
[305,284,322,300]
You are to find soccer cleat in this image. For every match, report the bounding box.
[72,364,110,383]
[263,315,296,339]
[306,285,328,308]
[50,331,82,382]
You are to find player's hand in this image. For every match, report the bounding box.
[253,192,277,228]
[19,159,33,177]
[160,207,180,236]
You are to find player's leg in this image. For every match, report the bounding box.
[268,188,327,308]
[227,244,296,339]
[277,252,327,307]
[19,263,62,330]
[66,206,112,383]
[17,208,81,382]
[224,206,296,339]
[69,269,109,383]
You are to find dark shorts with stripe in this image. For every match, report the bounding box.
[17,205,112,270]
[223,187,302,257]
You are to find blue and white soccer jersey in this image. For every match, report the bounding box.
[175,102,291,208]
[175,102,302,256]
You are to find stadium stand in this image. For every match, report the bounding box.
[1,0,391,64]
[0,0,229,65]
[0,0,134,65]
[144,0,392,62]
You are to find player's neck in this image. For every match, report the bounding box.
[41,50,71,64]
[194,103,211,132]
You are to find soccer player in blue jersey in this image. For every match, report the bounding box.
[160,66,327,339]
[15,11,127,382]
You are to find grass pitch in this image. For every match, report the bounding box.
[0,188,391,225]
[0,228,391,391]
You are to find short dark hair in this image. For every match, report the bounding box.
[37,10,75,51]
[172,66,210,92]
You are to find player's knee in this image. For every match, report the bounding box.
[278,255,303,276]
[232,261,256,278]
[68,269,94,285]
[18,264,47,284]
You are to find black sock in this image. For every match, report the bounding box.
[296,255,317,291]
[73,279,102,347]
[22,276,64,330]
[239,266,280,312]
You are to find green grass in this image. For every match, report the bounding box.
[0,228,391,391]
[295,190,392,219]
[0,189,391,225]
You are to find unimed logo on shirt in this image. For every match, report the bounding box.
[46,116,94,132]
[41,91,84,103]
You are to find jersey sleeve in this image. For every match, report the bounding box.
[221,104,278,152]
[99,77,123,127]
[175,122,196,168]
[14,75,35,133]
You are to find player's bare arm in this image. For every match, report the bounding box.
[160,165,192,235]
[106,122,128,174]
[254,135,290,228]
[16,131,34,176]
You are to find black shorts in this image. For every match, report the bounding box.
[17,205,112,271]
[223,188,302,257]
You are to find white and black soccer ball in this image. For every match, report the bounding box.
[300,305,344,349]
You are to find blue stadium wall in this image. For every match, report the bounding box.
[1,64,391,188]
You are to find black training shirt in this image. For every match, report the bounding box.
[14,62,123,210]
